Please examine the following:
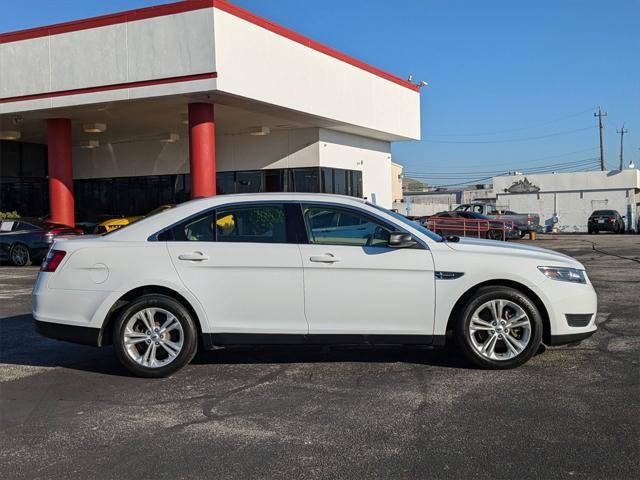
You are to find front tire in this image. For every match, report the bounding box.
[10,243,31,266]
[455,286,543,369]
[113,294,198,378]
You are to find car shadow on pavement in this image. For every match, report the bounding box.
[0,314,471,377]
[0,314,126,377]
[194,344,470,369]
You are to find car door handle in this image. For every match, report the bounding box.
[309,254,341,263]
[178,252,209,261]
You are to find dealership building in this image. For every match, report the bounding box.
[0,0,420,226]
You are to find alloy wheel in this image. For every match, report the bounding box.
[11,245,29,266]
[123,307,184,368]
[468,299,531,361]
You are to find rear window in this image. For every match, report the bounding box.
[592,210,615,216]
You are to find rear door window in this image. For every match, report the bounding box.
[215,204,287,243]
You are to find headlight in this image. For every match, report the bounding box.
[538,266,586,284]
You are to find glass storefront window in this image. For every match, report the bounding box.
[236,170,263,193]
[290,168,319,193]
[216,172,235,195]
[320,167,334,194]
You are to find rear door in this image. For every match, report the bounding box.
[165,202,308,335]
[298,203,436,337]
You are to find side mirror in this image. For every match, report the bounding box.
[388,231,417,248]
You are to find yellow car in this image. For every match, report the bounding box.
[93,205,174,234]
[93,215,142,234]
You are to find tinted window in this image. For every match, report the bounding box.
[303,205,392,247]
[216,205,286,243]
[17,222,38,231]
[592,210,615,216]
[158,211,215,242]
[236,171,262,193]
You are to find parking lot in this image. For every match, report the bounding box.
[0,234,638,479]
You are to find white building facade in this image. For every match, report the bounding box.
[493,170,640,232]
[0,0,420,224]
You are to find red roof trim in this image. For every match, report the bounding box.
[0,0,418,93]
[0,72,217,104]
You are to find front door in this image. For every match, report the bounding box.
[165,203,308,335]
[298,203,436,337]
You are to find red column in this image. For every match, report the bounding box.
[188,103,216,198]
[47,118,75,227]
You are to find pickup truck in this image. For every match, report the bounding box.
[454,203,540,236]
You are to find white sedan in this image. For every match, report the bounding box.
[33,193,597,377]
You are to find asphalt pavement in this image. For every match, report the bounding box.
[0,234,638,479]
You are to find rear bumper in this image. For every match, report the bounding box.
[34,319,100,346]
[588,222,616,231]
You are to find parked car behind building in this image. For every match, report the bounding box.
[0,218,82,266]
[587,210,626,234]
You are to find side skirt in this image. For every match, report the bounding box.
[202,333,446,350]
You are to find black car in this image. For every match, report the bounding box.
[0,218,82,266]
[587,210,625,234]
[426,211,520,240]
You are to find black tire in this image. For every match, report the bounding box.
[593,229,599,234]
[587,229,593,234]
[518,230,527,238]
[454,286,543,369]
[10,243,32,266]
[487,230,503,241]
[113,294,198,378]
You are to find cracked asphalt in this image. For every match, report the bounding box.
[0,234,638,479]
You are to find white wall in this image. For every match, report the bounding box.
[73,139,189,179]
[212,8,420,141]
[0,8,216,113]
[496,190,638,232]
[217,128,320,171]
[318,129,391,207]
[493,170,640,231]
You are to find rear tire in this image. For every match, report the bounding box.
[454,286,543,369]
[10,243,31,266]
[113,294,198,378]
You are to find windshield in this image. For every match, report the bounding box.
[367,203,442,242]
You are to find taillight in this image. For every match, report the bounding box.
[41,249,66,272]
[527,214,532,224]
[609,217,616,222]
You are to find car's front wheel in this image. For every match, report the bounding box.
[10,243,31,266]
[113,294,198,378]
[455,286,542,369]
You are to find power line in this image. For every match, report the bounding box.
[426,107,596,137]
[405,157,600,178]
[423,125,596,144]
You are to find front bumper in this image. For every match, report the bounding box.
[537,277,598,345]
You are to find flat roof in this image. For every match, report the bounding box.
[0,0,418,93]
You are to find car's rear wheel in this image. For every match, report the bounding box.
[10,243,31,266]
[455,286,542,369]
[113,294,198,378]
[487,229,503,241]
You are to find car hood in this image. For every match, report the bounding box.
[443,236,584,269]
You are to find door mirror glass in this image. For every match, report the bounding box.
[388,231,416,248]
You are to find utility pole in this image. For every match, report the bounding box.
[594,107,607,171]
[616,123,628,170]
